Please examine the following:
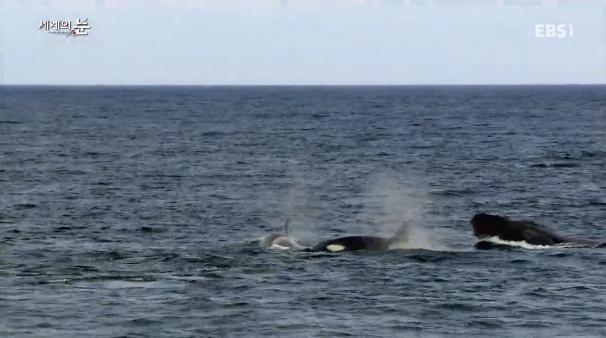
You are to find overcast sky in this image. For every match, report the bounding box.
[1,0,605,85]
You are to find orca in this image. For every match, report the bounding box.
[311,222,409,252]
[260,220,303,249]
[470,213,604,248]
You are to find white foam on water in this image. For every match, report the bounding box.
[261,233,305,250]
[479,236,554,250]
[269,243,293,250]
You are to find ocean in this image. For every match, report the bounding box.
[1,85,605,337]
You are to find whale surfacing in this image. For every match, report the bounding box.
[313,235,390,252]
[312,222,410,252]
[260,220,302,249]
[470,213,604,248]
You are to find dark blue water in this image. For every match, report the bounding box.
[1,86,605,337]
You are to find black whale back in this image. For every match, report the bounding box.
[470,213,566,246]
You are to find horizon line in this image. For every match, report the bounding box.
[2,83,605,87]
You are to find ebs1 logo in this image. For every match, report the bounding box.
[535,24,574,38]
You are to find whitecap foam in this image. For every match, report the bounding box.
[387,241,455,252]
[269,243,293,250]
[478,236,553,250]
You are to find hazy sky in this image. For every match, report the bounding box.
[1,0,605,85]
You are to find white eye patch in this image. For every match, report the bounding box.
[326,244,345,252]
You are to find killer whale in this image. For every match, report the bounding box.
[470,213,604,248]
[260,220,303,249]
[311,222,409,252]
